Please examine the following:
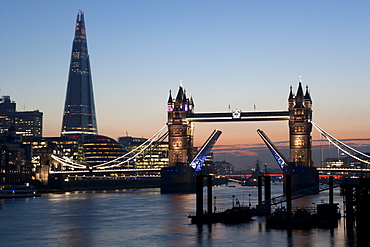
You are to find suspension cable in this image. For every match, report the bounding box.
[51,155,87,169]
[97,130,169,169]
[52,124,168,169]
[312,121,370,165]
[92,124,167,168]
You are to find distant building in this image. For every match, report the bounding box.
[322,158,344,168]
[214,160,235,175]
[0,95,43,138]
[15,110,43,138]
[321,154,370,169]
[118,136,147,149]
[83,135,128,168]
[0,96,15,135]
[24,135,128,185]
[56,11,128,167]
[24,11,130,184]
[344,153,370,169]
[0,96,41,185]
[118,136,168,169]
[0,127,33,185]
[61,11,97,136]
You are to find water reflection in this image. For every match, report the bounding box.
[196,223,212,244]
[0,185,360,246]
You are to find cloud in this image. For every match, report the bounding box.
[215,148,258,157]
[213,144,263,156]
[213,141,290,157]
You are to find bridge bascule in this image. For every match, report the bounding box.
[51,81,370,189]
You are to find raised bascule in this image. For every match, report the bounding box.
[162,81,318,192]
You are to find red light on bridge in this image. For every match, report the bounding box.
[221,174,342,178]
[319,175,342,178]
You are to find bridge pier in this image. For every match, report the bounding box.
[283,166,319,192]
[160,166,195,193]
[256,175,272,215]
[341,178,370,245]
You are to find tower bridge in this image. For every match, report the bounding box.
[163,80,316,192]
[52,78,369,192]
[47,11,369,192]
[166,81,312,169]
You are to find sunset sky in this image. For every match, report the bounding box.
[1,1,369,167]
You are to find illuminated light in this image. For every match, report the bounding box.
[221,174,342,178]
[319,175,342,178]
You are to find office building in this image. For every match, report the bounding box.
[118,136,168,169]
[61,11,97,136]
[0,96,43,138]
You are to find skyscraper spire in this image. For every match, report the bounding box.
[61,11,97,136]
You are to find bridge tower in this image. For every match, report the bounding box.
[286,80,318,191]
[289,81,313,167]
[167,84,194,167]
[161,84,195,193]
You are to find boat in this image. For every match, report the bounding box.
[311,203,341,228]
[188,205,254,224]
[0,184,41,199]
[266,204,340,228]
[241,160,263,186]
[266,207,312,228]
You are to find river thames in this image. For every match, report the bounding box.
[0,183,358,246]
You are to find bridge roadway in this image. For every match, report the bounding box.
[186,111,289,122]
[317,167,370,172]
[50,167,370,174]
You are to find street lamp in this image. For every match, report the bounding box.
[264,163,267,174]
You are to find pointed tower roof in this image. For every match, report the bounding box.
[175,84,184,102]
[288,85,294,100]
[167,90,173,103]
[304,85,312,101]
[189,93,194,106]
[296,81,304,98]
[182,89,187,103]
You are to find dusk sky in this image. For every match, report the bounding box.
[1,1,369,168]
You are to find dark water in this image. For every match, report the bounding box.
[0,184,356,247]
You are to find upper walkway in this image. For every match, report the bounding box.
[186,111,289,122]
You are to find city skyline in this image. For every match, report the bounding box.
[1,1,369,167]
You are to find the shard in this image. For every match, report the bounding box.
[61,11,97,136]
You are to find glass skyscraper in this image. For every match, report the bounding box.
[61,11,97,136]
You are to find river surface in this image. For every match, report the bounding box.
[0,183,358,247]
